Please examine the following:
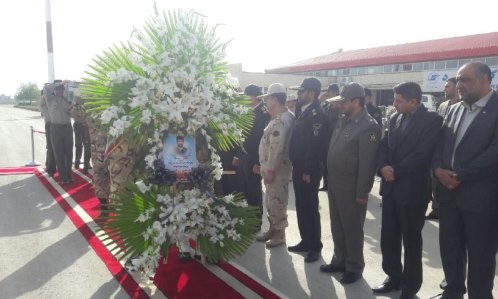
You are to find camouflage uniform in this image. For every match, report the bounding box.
[257,109,294,247]
[106,136,138,202]
[70,99,91,171]
[86,116,110,200]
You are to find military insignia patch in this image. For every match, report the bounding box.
[313,123,322,136]
[272,130,280,137]
[369,132,377,143]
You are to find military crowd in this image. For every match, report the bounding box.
[218,62,498,299]
[40,62,498,299]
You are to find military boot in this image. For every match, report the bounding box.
[255,228,274,242]
[265,229,285,248]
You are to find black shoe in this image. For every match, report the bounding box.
[340,272,361,284]
[74,161,80,169]
[319,264,345,273]
[399,291,416,299]
[288,242,309,253]
[304,250,320,263]
[439,279,447,290]
[426,210,439,220]
[82,168,88,174]
[372,278,400,293]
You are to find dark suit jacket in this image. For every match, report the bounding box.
[378,105,443,204]
[432,91,498,214]
[237,101,270,167]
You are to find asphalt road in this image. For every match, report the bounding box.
[0,105,129,298]
[0,105,496,299]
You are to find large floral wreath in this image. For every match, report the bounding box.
[81,7,260,278]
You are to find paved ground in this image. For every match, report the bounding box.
[0,105,497,298]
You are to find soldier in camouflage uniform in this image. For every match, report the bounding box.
[70,93,91,173]
[255,83,295,248]
[86,115,111,217]
[106,136,138,203]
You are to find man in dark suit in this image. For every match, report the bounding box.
[373,82,443,299]
[232,84,270,221]
[431,62,498,299]
[288,77,328,263]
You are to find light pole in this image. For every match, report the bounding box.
[45,0,55,83]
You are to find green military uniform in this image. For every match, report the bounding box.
[258,108,294,247]
[326,108,381,275]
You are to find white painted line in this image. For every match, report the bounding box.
[202,263,263,299]
[37,168,168,299]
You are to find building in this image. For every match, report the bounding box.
[266,32,498,106]
[228,64,333,98]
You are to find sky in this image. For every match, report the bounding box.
[1,0,498,96]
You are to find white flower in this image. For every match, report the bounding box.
[135,180,151,194]
[140,109,152,124]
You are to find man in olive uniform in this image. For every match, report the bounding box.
[232,84,270,222]
[39,87,56,177]
[288,77,328,263]
[319,84,341,192]
[43,81,74,185]
[320,82,381,284]
[255,83,295,248]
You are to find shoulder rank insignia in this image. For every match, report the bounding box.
[369,132,378,143]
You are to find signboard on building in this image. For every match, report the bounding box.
[423,68,498,92]
[422,70,457,92]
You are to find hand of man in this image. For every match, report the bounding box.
[380,166,395,182]
[264,170,274,185]
[231,157,239,167]
[356,198,368,205]
[302,174,311,183]
[435,168,460,190]
[252,165,261,174]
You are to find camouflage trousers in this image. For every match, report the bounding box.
[89,127,110,200]
[106,138,137,202]
[264,161,291,230]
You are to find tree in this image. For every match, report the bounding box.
[14,82,40,105]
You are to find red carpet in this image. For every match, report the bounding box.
[0,166,36,175]
[29,168,281,299]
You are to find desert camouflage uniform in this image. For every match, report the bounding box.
[106,136,138,202]
[258,108,294,246]
[86,116,110,200]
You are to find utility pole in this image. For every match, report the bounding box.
[45,0,55,83]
